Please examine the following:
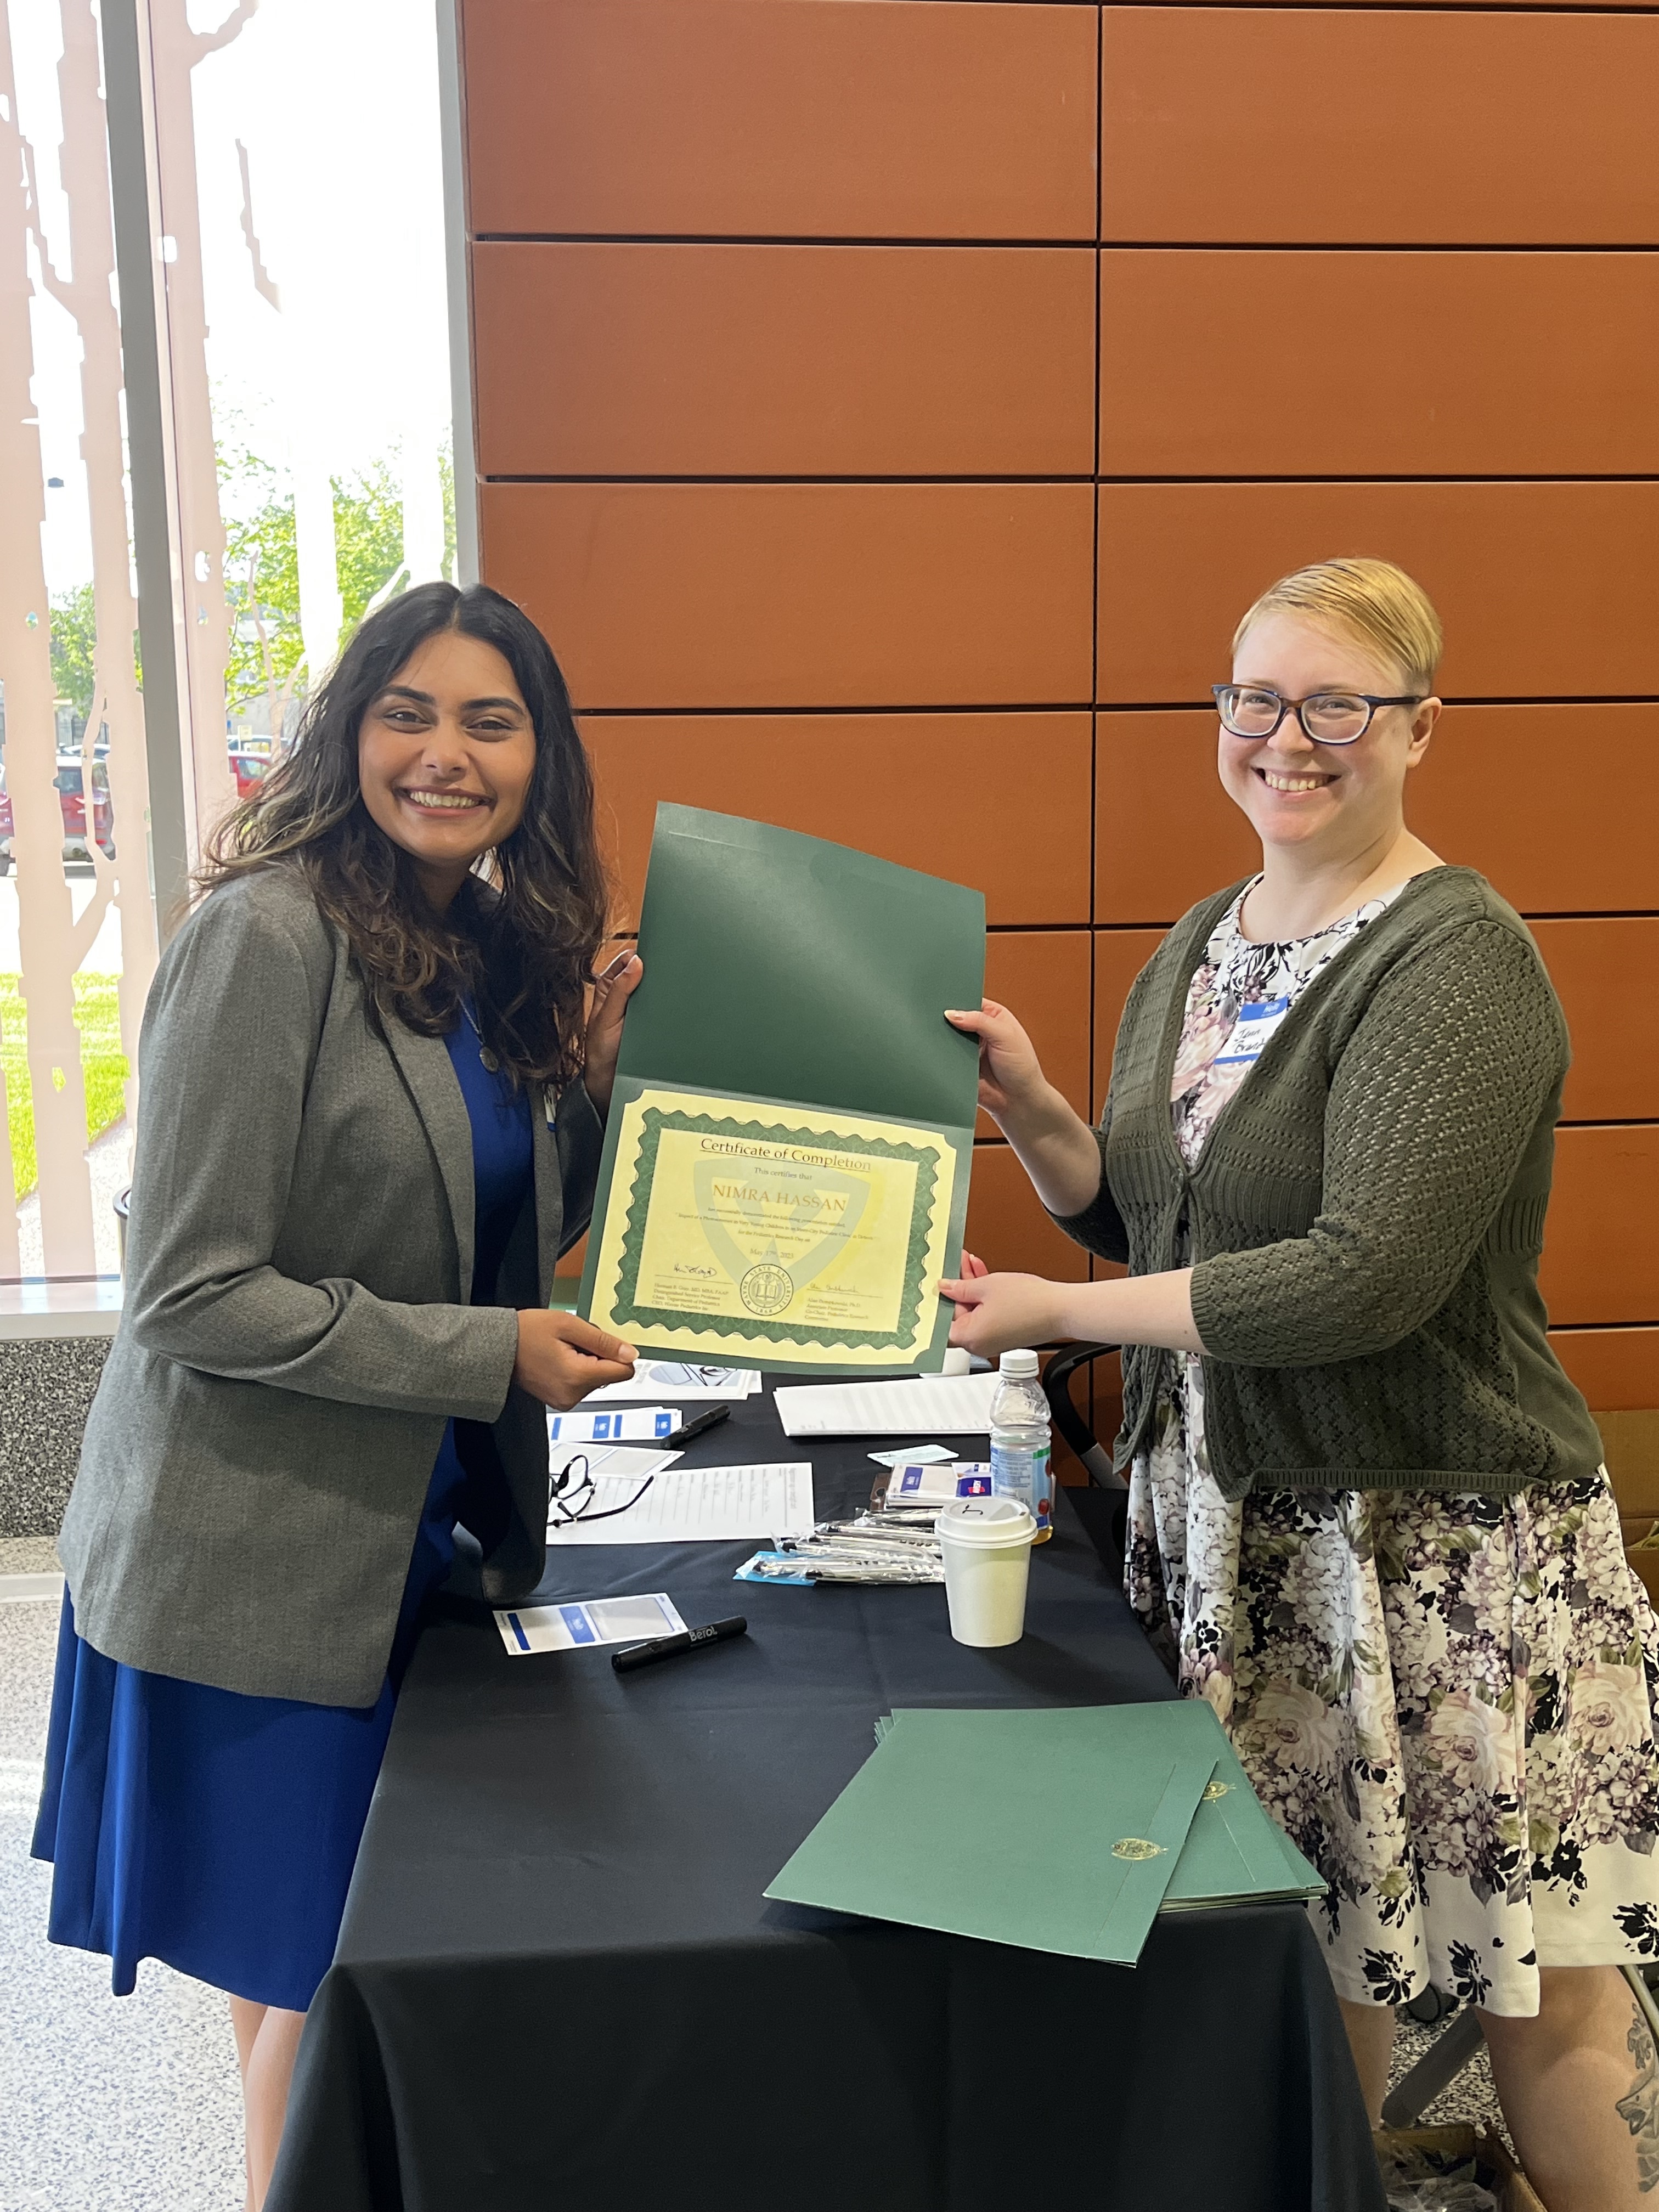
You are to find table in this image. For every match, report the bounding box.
[267,1386,1385,2212]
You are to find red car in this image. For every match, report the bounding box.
[229,748,271,800]
[0,749,270,873]
[55,755,116,862]
[0,756,116,871]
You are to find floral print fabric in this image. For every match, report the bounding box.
[1169,878,1402,1161]
[1128,885,1659,2016]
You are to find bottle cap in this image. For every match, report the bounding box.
[997,1348,1040,1379]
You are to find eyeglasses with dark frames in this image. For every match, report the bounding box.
[548,1452,657,1531]
[1211,684,1426,747]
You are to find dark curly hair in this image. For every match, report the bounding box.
[200,582,607,1088]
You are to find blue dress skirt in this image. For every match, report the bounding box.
[32,1013,533,2012]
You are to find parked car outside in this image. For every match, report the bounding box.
[0,756,116,873]
[228,748,271,802]
[0,746,272,874]
[55,755,116,864]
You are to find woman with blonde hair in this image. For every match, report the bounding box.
[943,558,1659,2209]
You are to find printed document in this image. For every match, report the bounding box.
[584,1362,761,1403]
[585,1086,957,1372]
[545,1462,815,1546]
[775,1372,999,1438]
[547,1446,682,1536]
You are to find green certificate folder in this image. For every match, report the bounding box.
[1160,1719,1325,1914]
[870,1705,1323,1914]
[765,1703,1222,1966]
[578,806,985,1376]
[867,1705,1323,1918]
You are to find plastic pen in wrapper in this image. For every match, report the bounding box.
[770,1517,947,1584]
[782,1554,943,1585]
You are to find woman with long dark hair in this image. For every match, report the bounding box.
[34,583,641,2206]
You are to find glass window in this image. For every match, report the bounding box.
[2,0,454,1286]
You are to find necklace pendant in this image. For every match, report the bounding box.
[478,1046,500,1074]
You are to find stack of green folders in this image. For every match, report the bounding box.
[764,1702,1323,1967]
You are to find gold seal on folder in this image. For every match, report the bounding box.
[1111,1837,1166,1862]
[1203,1780,1231,1802]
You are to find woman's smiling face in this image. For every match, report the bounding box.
[357,628,537,906]
[1218,610,1438,860]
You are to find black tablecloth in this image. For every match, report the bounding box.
[268,1387,1384,2212]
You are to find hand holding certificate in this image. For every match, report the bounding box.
[579,808,985,1376]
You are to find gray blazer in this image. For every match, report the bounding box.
[59,866,603,1706]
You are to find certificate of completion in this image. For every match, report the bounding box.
[584,1086,960,1370]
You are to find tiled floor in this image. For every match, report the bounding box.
[0,1540,61,1576]
[0,1591,244,2212]
[1389,2013,1507,2135]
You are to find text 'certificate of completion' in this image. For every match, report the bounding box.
[585,1086,958,1372]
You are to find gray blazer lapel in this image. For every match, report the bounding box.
[532,1085,562,1306]
[384,1020,476,1298]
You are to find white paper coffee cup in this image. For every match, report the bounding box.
[937,1496,1039,1648]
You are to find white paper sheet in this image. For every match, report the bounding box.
[868,1443,957,1469]
[494,1592,686,1656]
[545,1462,815,1545]
[546,1407,679,1445]
[548,1445,682,1533]
[774,1372,1000,1438]
[583,1362,762,1403]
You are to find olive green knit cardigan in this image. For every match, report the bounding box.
[1054,866,1604,1500]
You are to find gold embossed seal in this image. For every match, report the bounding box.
[739,1262,794,1316]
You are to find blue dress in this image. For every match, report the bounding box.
[32,1011,533,2012]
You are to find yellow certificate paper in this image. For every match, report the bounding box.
[585,1087,958,1368]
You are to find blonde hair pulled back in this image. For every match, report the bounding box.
[1232,557,1444,696]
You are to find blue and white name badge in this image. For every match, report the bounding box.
[891,1460,993,1503]
[495,1592,685,1656]
[546,1408,676,1443]
[1214,995,1291,1069]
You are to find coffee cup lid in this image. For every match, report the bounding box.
[937,1496,1038,1548]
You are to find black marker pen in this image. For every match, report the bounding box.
[660,1405,731,1448]
[612,1616,749,1674]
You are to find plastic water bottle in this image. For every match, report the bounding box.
[989,1349,1053,1544]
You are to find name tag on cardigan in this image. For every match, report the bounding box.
[1214,996,1290,1069]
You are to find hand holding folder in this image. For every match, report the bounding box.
[579,807,986,1377]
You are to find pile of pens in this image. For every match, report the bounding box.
[757,1511,945,1586]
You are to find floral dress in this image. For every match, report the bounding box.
[1126,884,1659,2016]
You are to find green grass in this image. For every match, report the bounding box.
[0,973,129,1200]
